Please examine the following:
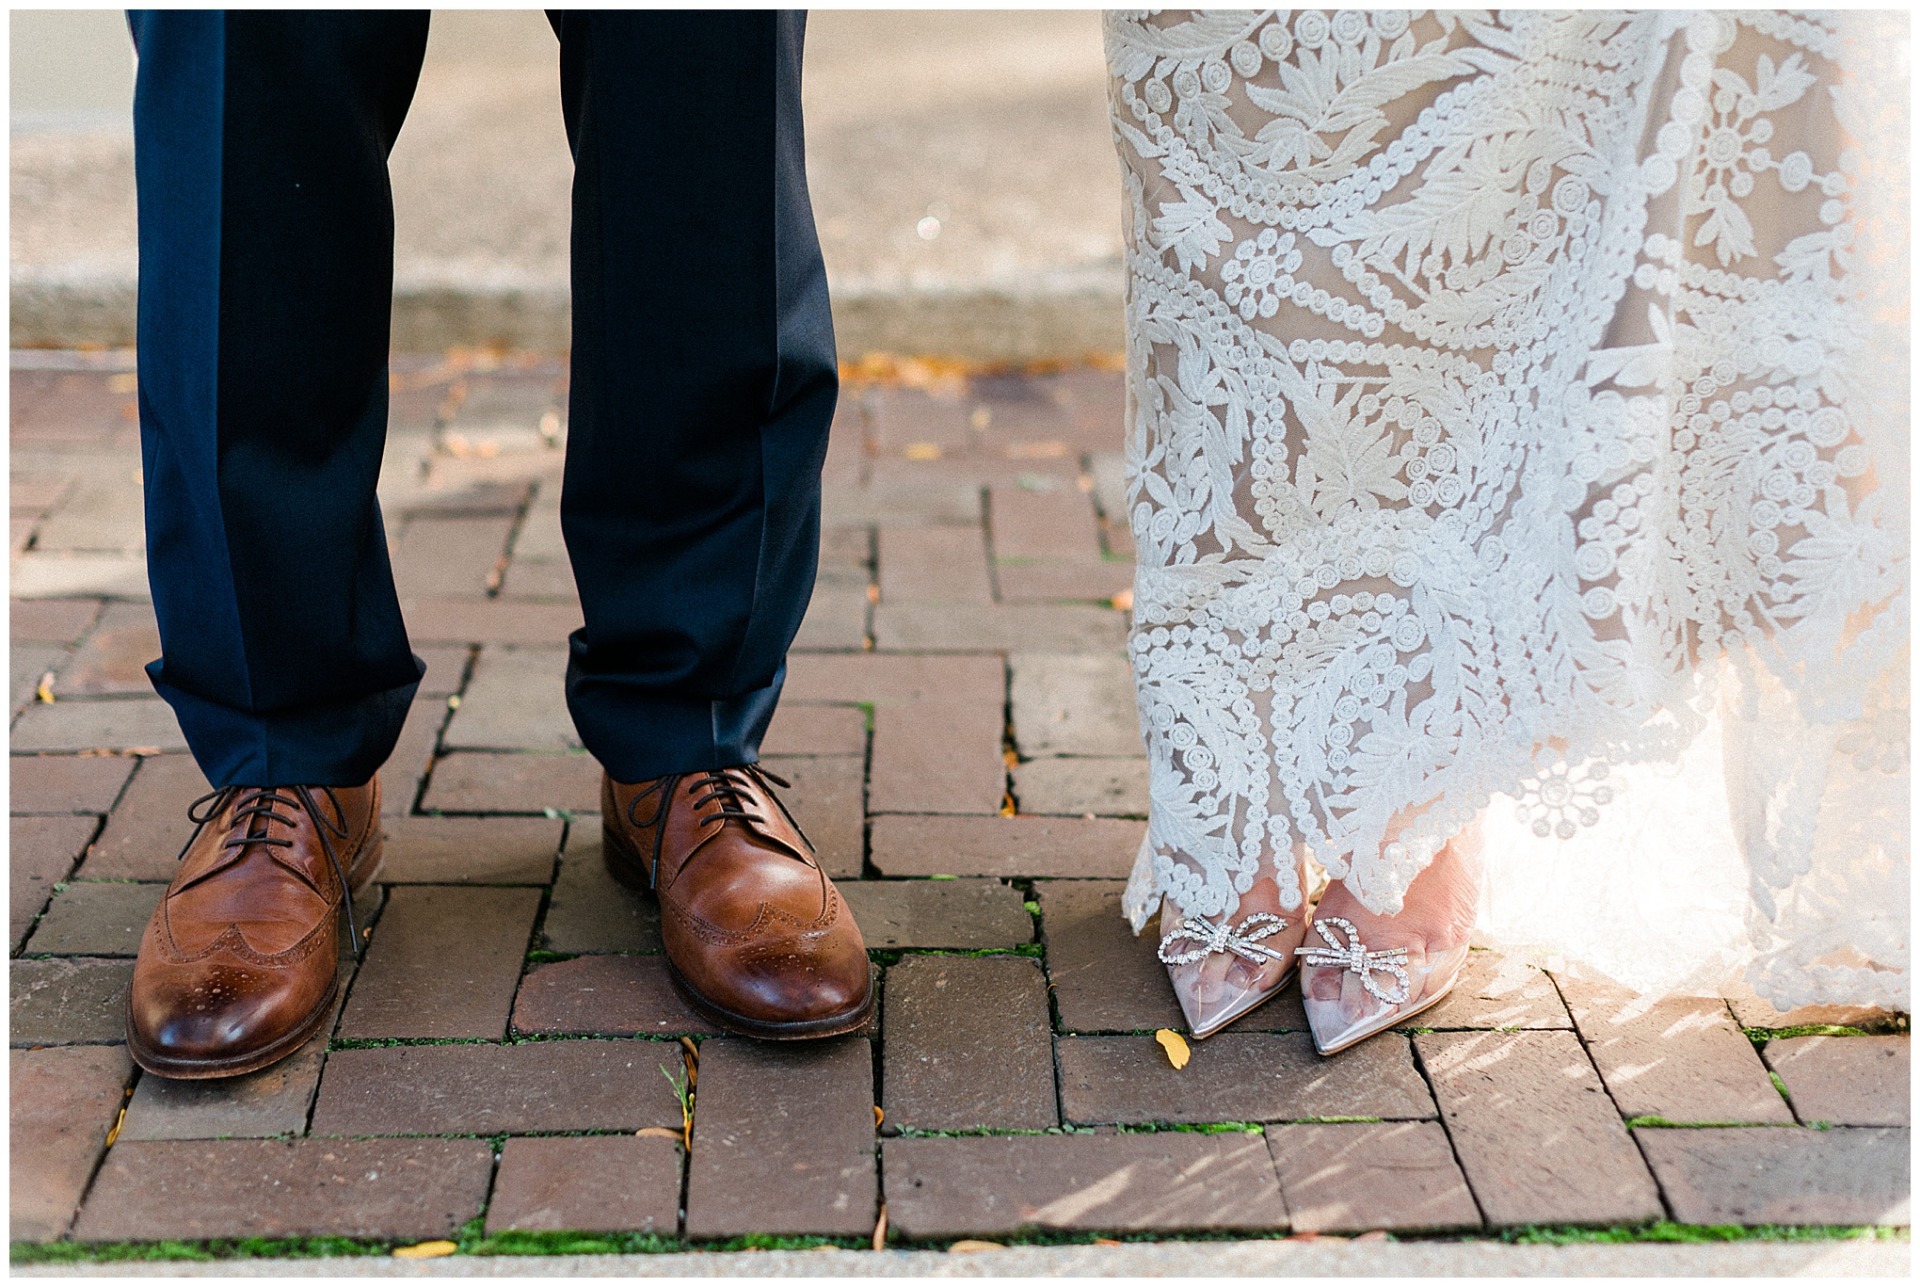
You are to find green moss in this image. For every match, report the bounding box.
[1624,1117,1796,1129]
[524,949,575,965]
[855,701,875,734]
[1503,1222,1905,1245]
[1113,1121,1263,1134]
[1769,1071,1792,1103]
[1745,1024,1872,1042]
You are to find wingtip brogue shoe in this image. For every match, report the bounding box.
[126,779,383,1079]
[601,764,873,1040]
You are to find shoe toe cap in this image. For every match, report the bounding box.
[129,964,320,1065]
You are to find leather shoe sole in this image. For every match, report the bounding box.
[603,823,874,1041]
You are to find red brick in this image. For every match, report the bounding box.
[486,1136,683,1234]
[989,486,1102,561]
[10,697,188,754]
[393,514,517,599]
[10,813,99,949]
[512,954,721,1037]
[1010,653,1140,757]
[1036,880,1183,1033]
[118,992,343,1141]
[71,1138,493,1242]
[1764,1036,1909,1127]
[379,814,561,884]
[791,586,869,651]
[762,755,864,879]
[995,559,1133,604]
[1416,1030,1662,1227]
[869,700,1005,814]
[412,643,474,698]
[420,751,600,814]
[311,1041,684,1135]
[883,1133,1286,1240]
[1420,949,1570,1029]
[339,885,542,1040]
[442,644,575,751]
[539,829,662,954]
[56,600,159,696]
[1058,1033,1434,1125]
[883,955,1056,1132]
[380,694,452,816]
[1013,757,1148,816]
[8,752,135,815]
[873,601,1127,653]
[10,956,136,1046]
[80,753,206,879]
[839,879,1032,950]
[11,1045,132,1242]
[868,386,977,453]
[683,1037,876,1238]
[762,704,866,757]
[402,597,582,645]
[1267,1122,1480,1233]
[25,880,166,956]
[8,597,103,645]
[10,373,134,445]
[870,814,1142,878]
[785,652,1003,708]
[878,525,992,604]
[1636,1126,1909,1227]
[1562,980,1791,1124]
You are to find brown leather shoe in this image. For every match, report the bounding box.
[126,779,383,1079]
[602,764,872,1040]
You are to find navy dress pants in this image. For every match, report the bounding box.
[128,11,836,788]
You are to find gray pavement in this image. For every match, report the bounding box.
[11,1239,1911,1277]
[9,10,1121,358]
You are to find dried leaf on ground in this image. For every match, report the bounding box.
[392,1241,457,1259]
[1155,1028,1191,1069]
[948,1240,1004,1253]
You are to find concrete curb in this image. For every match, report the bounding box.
[9,271,1124,361]
[12,1240,1910,1278]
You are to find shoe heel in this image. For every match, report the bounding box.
[602,824,651,891]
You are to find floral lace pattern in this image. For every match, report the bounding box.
[1109,11,1908,1008]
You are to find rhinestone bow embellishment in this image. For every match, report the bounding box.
[1157,912,1290,966]
[1295,917,1410,1004]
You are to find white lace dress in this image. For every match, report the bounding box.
[1108,10,1908,1009]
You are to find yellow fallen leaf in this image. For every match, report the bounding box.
[103,1105,126,1148]
[874,1105,885,1128]
[35,673,55,704]
[904,442,942,461]
[1111,588,1134,612]
[1155,1028,1191,1069]
[634,1127,681,1141]
[872,1203,889,1250]
[391,1240,457,1259]
[948,1240,1003,1253]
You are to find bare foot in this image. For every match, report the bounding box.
[1298,829,1483,1053]
[1159,852,1312,1039]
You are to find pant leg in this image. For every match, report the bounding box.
[130,11,429,787]
[551,10,837,783]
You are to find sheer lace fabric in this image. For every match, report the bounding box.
[1108,10,1908,1008]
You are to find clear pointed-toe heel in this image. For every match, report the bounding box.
[1159,911,1300,1040]
[1294,915,1467,1055]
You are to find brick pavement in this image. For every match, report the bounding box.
[9,353,1911,1253]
